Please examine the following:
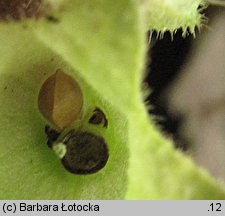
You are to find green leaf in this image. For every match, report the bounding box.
[126,105,225,199]
[0,0,225,199]
[0,23,128,199]
[33,0,225,199]
[144,0,205,35]
[34,0,145,111]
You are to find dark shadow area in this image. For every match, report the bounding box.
[145,29,193,151]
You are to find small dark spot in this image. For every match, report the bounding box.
[4,86,7,90]
[61,131,109,175]
[50,57,54,62]
[46,15,59,23]
[45,125,60,148]
[89,107,108,128]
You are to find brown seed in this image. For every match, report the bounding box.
[38,69,83,131]
[61,131,109,174]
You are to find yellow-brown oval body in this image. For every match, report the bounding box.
[38,69,83,131]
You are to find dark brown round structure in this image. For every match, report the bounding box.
[61,131,109,174]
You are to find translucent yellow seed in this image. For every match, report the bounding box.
[38,69,83,131]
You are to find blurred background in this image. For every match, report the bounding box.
[146,5,225,181]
